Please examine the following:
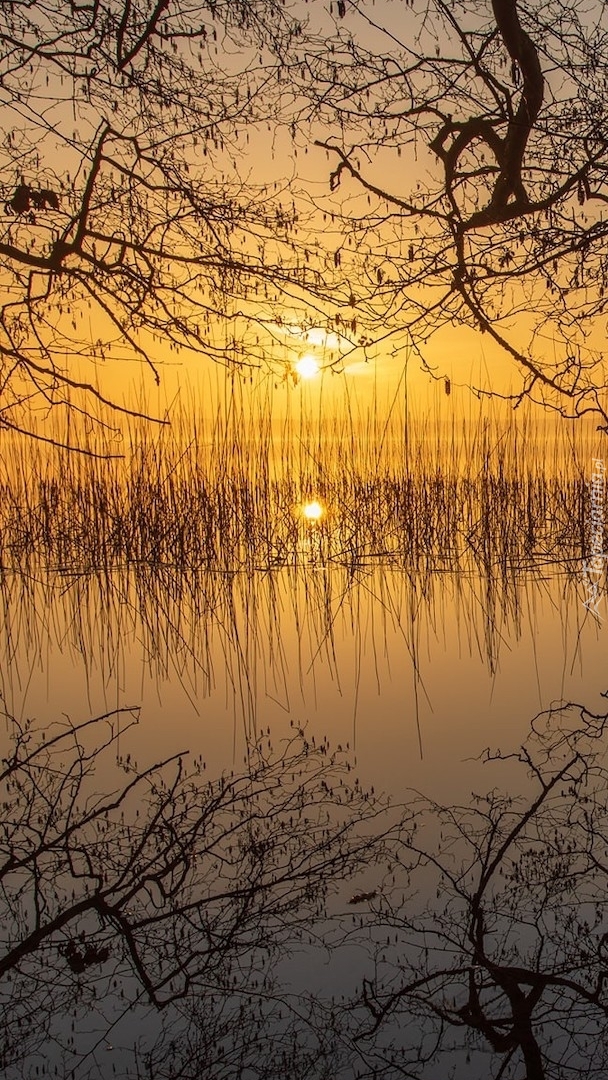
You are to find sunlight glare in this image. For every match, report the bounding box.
[302,500,324,521]
[295,354,320,379]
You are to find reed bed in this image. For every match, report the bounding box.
[0,387,603,577]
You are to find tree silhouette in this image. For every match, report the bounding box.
[335,699,608,1079]
[307,0,608,425]
[0,1,346,448]
[0,703,390,1078]
[8,0,603,441]
[5,694,608,1078]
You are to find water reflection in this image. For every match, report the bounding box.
[1,401,606,1076]
[337,701,608,1080]
[1,694,606,1078]
[0,706,388,1079]
[0,562,597,753]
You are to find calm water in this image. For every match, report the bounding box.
[1,401,607,1079]
[1,562,605,792]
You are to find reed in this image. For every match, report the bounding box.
[0,384,601,577]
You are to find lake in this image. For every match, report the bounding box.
[1,387,606,1079]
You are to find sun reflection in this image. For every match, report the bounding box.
[302,500,324,521]
[295,354,320,379]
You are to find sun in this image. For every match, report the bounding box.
[302,500,324,521]
[294,354,320,379]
